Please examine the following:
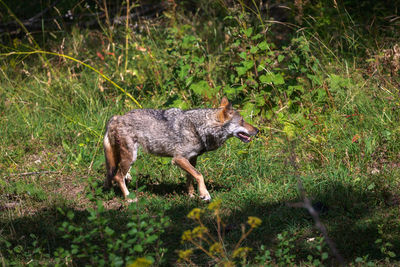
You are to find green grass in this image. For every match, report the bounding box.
[1,0,400,265]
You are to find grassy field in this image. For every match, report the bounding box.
[1,0,400,266]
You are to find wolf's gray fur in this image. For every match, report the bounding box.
[103,97,258,201]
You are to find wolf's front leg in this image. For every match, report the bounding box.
[172,156,211,201]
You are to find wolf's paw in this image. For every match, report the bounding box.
[126,197,138,203]
[188,191,195,198]
[200,193,211,202]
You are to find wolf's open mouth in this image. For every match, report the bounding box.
[237,132,251,143]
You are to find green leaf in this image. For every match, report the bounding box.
[236,66,247,76]
[258,41,269,51]
[367,183,375,190]
[321,252,329,260]
[259,73,284,85]
[67,210,75,220]
[190,81,218,98]
[283,123,297,139]
[259,74,273,84]
[236,85,246,93]
[134,244,143,252]
[238,150,248,155]
[243,60,254,70]
[251,33,263,40]
[104,226,115,236]
[13,245,23,253]
[241,102,259,121]
[223,86,236,97]
[278,54,285,62]
[178,63,190,80]
[316,88,327,101]
[288,85,304,94]
[355,257,363,263]
[145,235,158,244]
[250,46,259,54]
[255,95,265,106]
[273,73,285,85]
[172,98,189,110]
[308,74,322,86]
[190,80,209,96]
[243,27,253,37]
[192,56,205,64]
[232,40,241,47]
[62,140,70,152]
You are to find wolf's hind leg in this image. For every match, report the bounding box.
[115,142,138,201]
[173,156,211,201]
[186,157,197,198]
[104,133,118,189]
[125,143,138,184]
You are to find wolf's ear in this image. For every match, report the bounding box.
[219,96,231,109]
[217,97,233,123]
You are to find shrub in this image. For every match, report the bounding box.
[55,200,169,266]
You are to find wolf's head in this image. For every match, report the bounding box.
[217,97,259,143]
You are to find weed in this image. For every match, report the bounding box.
[178,199,262,266]
[55,199,169,266]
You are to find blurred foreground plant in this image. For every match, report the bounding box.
[55,200,169,266]
[178,199,261,266]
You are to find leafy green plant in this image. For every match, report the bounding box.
[55,200,169,266]
[274,231,296,265]
[304,236,329,266]
[220,9,329,134]
[375,224,397,262]
[0,233,52,265]
[253,238,296,266]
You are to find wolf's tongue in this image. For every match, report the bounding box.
[238,133,250,141]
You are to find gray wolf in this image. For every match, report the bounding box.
[103,97,258,201]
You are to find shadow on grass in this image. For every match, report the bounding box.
[135,179,229,197]
[158,180,399,264]
[1,180,399,265]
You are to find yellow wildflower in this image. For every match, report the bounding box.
[247,216,262,228]
[127,257,153,267]
[232,247,252,259]
[187,208,204,220]
[207,199,222,211]
[209,242,223,256]
[192,226,208,238]
[221,260,235,267]
[178,249,193,262]
[181,230,193,242]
